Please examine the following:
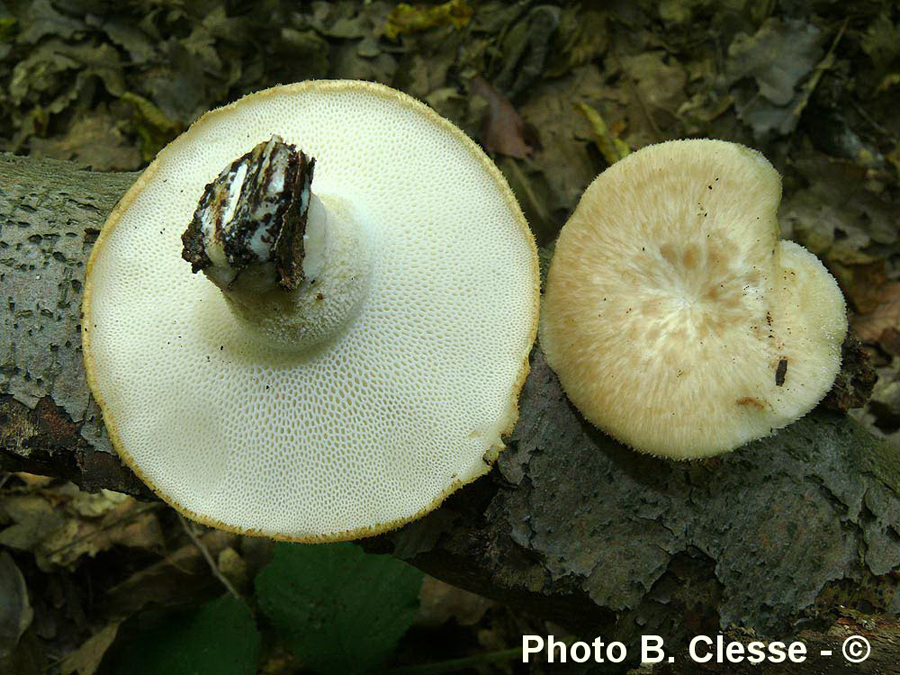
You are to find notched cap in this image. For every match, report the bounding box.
[540,139,847,459]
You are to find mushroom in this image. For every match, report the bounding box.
[540,139,847,459]
[82,81,539,541]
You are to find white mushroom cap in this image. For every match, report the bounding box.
[540,139,847,459]
[83,81,539,541]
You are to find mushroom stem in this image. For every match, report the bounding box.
[181,135,372,351]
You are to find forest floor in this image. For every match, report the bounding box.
[1,1,899,674]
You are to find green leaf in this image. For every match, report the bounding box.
[0,17,16,43]
[113,596,260,675]
[255,542,424,674]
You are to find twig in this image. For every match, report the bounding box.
[177,513,241,600]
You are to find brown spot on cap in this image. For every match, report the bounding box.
[736,397,765,410]
[682,244,699,269]
[659,243,677,266]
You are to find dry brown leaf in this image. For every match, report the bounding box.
[104,530,239,617]
[42,491,164,568]
[512,64,609,241]
[853,282,900,350]
[830,258,887,315]
[217,547,250,592]
[417,576,493,627]
[470,75,534,159]
[59,622,120,675]
[0,495,67,555]
[0,481,164,569]
[28,110,142,171]
[621,51,687,113]
[0,552,32,660]
[12,473,54,489]
[879,327,900,357]
[67,489,129,519]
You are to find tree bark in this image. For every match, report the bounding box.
[2,153,899,665]
[0,154,150,497]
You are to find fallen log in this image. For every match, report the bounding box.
[1,153,898,664]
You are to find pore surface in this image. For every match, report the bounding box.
[84,83,538,539]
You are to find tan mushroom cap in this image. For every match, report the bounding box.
[540,139,847,459]
[83,81,539,541]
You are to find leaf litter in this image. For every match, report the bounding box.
[1,0,900,673]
